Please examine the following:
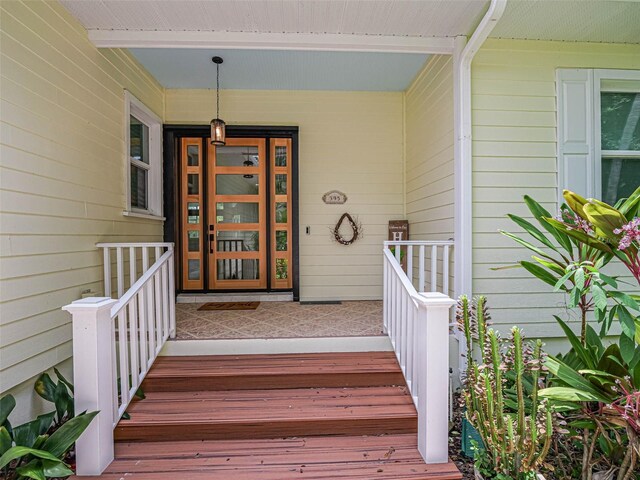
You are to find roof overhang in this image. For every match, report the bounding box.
[88,30,456,55]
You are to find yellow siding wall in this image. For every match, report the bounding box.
[472,39,640,338]
[404,55,454,293]
[0,0,165,393]
[165,89,405,301]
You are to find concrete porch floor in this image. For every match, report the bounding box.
[175,301,384,340]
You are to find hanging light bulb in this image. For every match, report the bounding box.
[210,56,226,146]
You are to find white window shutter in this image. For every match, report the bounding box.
[556,69,595,205]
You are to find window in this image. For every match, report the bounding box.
[557,69,640,205]
[124,91,163,219]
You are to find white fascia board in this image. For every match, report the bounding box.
[88,30,455,54]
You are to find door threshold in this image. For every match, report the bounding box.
[177,292,294,303]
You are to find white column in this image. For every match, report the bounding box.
[63,297,118,476]
[415,292,456,464]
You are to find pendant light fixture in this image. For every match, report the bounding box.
[210,56,226,146]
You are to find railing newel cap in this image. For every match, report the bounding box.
[415,292,456,307]
[62,297,117,313]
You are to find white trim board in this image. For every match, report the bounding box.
[160,336,393,356]
[89,30,455,54]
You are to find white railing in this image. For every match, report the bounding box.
[383,241,455,464]
[384,240,454,295]
[63,242,176,475]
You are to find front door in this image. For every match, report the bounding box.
[177,134,294,292]
[208,138,267,289]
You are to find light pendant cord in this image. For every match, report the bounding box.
[216,62,220,119]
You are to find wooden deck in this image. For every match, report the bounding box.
[76,352,461,479]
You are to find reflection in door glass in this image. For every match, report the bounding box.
[275,258,288,279]
[275,174,287,195]
[217,259,260,280]
[188,259,200,280]
[187,145,199,166]
[216,203,259,223]
[275,146,287,167]
[216,231,259,251]
[187,174,199,195]
[188,231,200,252]
[216,146,259,167]
[187,202,200,223]
[275,203,287,223]
[216,175,259,195]
[276,231,287,251]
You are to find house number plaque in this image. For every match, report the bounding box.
[322,190,347,204]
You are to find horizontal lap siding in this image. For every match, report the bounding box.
[472,39,640,336]
[165,89,404,301]
[404,55,454,295]
[0,0,164,392]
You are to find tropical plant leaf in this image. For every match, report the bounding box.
[498,230,561,263]
[0,426,12,456]
[591,283,607,311]
[13,411,55,448]
[532,256,566,276]
[524,195,574,252]
[520,261,559,288]
[609,290,640,310]
[544,356,611,403]
[616,305,636,340]
[53,368,74,394]
[563,190,589,219]
[33,374,56,403]
[0,395,15,427]
[617,185,640,217]
[554,316,595,368]
[583,201,627,239]
[544,218,614,254]
[507,214,559,252]
[16,460,47,480]
[538,386,603,402]
[42,458,74,477]
[41,410,98,458]
[0,446,61,469]
[619,334,638,366]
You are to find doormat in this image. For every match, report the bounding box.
[198,302,260,311]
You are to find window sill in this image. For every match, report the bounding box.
[122,211,166,221]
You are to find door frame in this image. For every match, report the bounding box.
[163,125,300,300]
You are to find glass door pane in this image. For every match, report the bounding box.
[180,138,204,290]
[271,138,293,289]
[208,138,267,289]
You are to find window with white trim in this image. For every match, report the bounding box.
[125,91,163,218]
[557,69,640,205]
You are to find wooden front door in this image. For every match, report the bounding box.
[208,138,267,289]
[178,134,294,292]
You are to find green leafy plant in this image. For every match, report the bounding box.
[1,370,98,480]
[539,317,639,479]
[459,295,553,478]
[497,196,612,344]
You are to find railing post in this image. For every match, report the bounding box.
[62,297,118,476]
[415,292,456,464]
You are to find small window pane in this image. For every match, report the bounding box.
[216,145,259,167]
[217,259,259,280]
[275,258,288,280]
[187,202,200,224]
[217,231,259,252]
[216,175,259,195]
[275,203,287,224]
[216,202,259,223]
[275,174,287,195]
[130,165,148,210]
[276,231,287,251]
[188,231,199,252]
[602,157,640,205]
[188,259,200,280]
[601,92,640,151]
[275,146,287,167]
[187,145,199,166]
[187,174,199,195]
[130,115,149,164]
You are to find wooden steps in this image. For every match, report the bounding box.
[77,352,460,479]
[142,352,406,391]
[93,435,461,479]
[115,385,417,441]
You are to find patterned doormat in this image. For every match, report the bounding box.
[198,302,260,311]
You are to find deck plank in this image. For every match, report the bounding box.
[76,435,461,479]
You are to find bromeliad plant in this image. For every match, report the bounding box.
[459,296,554,479]
[0,371,97,480]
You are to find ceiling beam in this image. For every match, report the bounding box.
[88,30,455,54]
